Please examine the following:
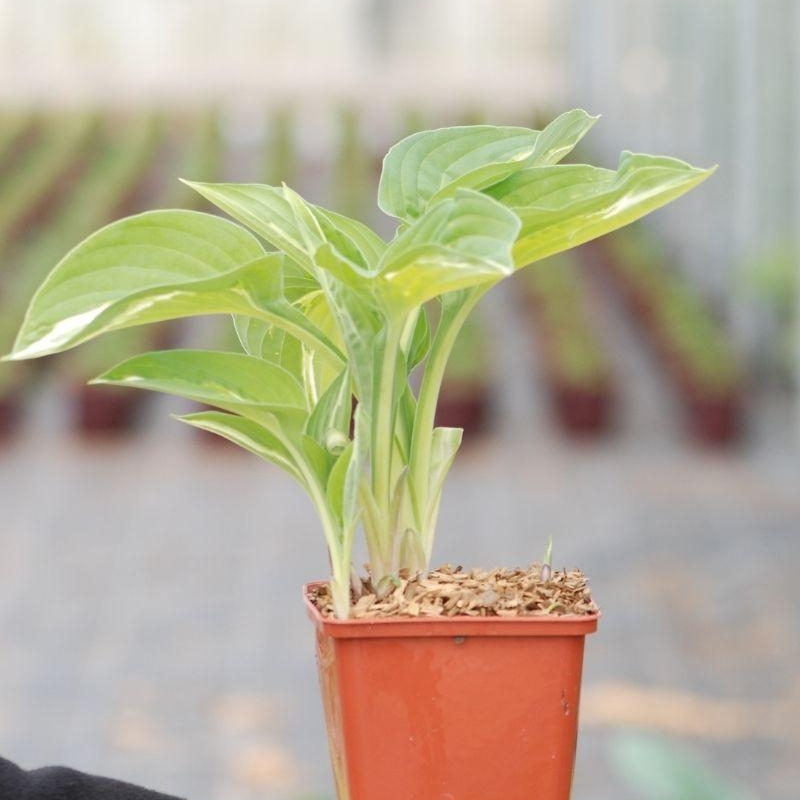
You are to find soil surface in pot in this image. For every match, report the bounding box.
[310,564,598,619]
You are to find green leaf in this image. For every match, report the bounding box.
[377,110,598,221]
[183,181,386,273]
[379,124,538,222]
[425,426,462,528]
[7,210,266,360]
[183,181,315,270]
[12,252,343,368]
[485,152,715,267]
[93,349,306,414]
[610,733,757,800]
[305,368,352,450]
[322,277,382,407]
[235,321,304,377]
[316,207,387,266]
[376,190,521,305]
[326,441,354,526]
[177,410,303,482]
[524,108,599,167]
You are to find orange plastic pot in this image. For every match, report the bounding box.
[305,585,598,800]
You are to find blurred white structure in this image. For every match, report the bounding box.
[1,0,798,426]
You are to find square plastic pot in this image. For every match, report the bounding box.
[305,585,598,800]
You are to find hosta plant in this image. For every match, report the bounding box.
[4,110,712,618]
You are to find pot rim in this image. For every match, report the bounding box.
[304,582,599,639]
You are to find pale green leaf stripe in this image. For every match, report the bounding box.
[485,153,716,267]
[378,109,598,221]
[177,410,304,482]
[13,255,343,366]
[93,349,306,410]
[7,210,265,360]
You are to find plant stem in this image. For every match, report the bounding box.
[286,440,351,618]
[371,319,403,529]
[408,287,487,547]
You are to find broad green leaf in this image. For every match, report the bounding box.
[235,321,304,377]
[232,258,323,366]
[183,181,386,273]
[10,253,343,368]
[610,734,757,800]
[377,110,597,221]
[313,242,374,292]
[375,190,521,305]
[322,277,382,407]
[7,210,265,361]
[379,125,538,221]
[485,152,715,267]
[525,108,599,167]
[316,207,387,266]
[302,433,334,484]
[93,349,306,413]
[183,181,314,270]
[177,410,303,482]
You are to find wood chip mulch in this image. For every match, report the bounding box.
[311,564,598,619]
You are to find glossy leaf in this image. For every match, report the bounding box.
[177,410,303,482]
[183,181,314,270]
[485,152,715,267]
[93,349,306,414]
[375,190,521,305]
[183,181,386,273]
[14,253,342,367]
[7,210,265,360]
[378,109,597,221]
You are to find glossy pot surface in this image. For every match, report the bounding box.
[306,586,598,800]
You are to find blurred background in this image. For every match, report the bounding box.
[0,1,797,798]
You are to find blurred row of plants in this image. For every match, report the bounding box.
[0,107,749,445]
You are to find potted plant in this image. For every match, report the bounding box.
[521,251,615,436]
[4,110,712,799]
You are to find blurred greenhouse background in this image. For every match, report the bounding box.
[0,1,797,799]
